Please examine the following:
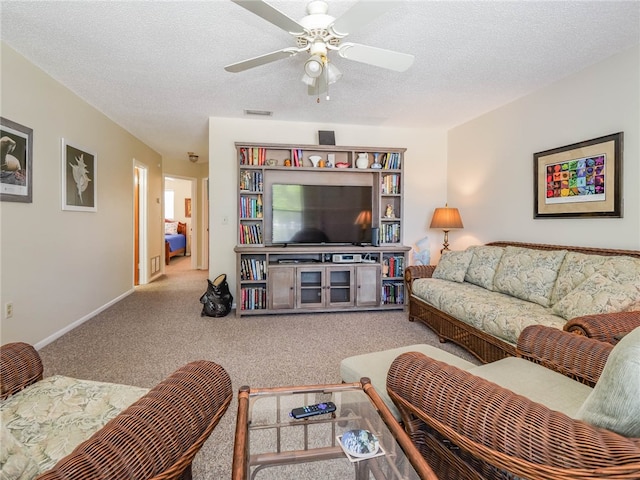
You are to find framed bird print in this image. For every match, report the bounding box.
[62,138,97,212]
[1,117,33,203]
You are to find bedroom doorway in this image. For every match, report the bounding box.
[164,175,197,270]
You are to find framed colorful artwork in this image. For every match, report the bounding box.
[533,132,622,218]
[62,138,97,212]
[1,117,33,203]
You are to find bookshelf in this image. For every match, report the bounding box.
[235,142,408,316]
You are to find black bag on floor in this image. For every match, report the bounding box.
[200,274,233,317]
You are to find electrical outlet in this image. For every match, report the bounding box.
[5,302,13,319]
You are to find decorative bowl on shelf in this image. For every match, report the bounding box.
[335,162,349,168]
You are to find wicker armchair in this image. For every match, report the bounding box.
[387,325,640,480]
[1,342,233,480]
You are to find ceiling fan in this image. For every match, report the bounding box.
[224,0,414,97]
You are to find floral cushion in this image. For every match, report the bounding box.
[550,252,608,305]
[0,424,39,480]
[599,256,640,284]
[493,246,567,307]
[411,279,566,344]
[0,375,148,476]
[464,245,505,291]
[432,250,473,283]
[552,273,640,320]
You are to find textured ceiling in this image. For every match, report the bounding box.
[1,1,639,163]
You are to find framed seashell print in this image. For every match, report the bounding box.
[62,138,97,212]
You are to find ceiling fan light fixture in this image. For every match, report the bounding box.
[325,62,342,85]
[304,54,324,78]
[301,72,317,86]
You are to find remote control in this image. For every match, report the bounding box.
[290,401,336,419]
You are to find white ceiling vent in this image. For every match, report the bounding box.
[244,109,273,116]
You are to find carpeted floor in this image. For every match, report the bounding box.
[39,255,477,479]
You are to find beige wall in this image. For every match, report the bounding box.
[447,46,640,252]
[0,43,164,347]
[208,118,449,291]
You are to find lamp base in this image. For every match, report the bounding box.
[440,230,450,253]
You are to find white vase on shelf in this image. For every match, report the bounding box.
[356,153,369,169]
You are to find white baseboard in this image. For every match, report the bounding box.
[35,289,135,350]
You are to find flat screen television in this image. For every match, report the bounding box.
[271,184,372,245]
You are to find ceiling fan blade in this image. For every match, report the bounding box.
[232,0,306,35]
[338,43,414,72]
[225,48,300,73]
[330,1,397,36]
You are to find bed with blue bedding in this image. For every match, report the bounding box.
[165,220,187,264]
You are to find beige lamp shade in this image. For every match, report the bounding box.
[430,205,463,252]
[430,206,464,229]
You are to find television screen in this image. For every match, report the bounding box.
[271,184,372,245]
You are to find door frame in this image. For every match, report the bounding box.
[134,161,149,284]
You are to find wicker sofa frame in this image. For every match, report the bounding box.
[404,241,640,364]
[387,325,640,480]
[1,342,233,480]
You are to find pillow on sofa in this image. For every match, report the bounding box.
[577,326,640,437]
[0,424,39,480]
[552,273,640,320]
[464,245,504,291]
[550,251,608,305]
[493,246,567,307]
[433,250,473,283]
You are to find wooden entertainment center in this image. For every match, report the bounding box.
[234,142,409,317]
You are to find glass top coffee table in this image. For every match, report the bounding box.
[232,378,436,480]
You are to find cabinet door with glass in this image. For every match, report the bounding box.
[326,266,355,308]
[296,267,326,308]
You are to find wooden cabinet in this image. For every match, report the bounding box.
[268,266,295,310]
[356,264,381,307]
[234,141,408,317]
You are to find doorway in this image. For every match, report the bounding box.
[164,175,197,269]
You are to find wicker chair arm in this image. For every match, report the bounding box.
[516,325,613,387]
[0,342,44,400]
[38,360,233,480]
[387,352,640,480]
[404,265,436,294]
[563,310,640,344]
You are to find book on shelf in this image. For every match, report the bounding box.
[381,282,405,304]
[380,223,401,243]
[240,170,263,192]
[241,286,267,310]
[381,152,401,170]
[239,195,263,218]
[239,147,267,166]
[240,258,266,281]
[239,224,263,245]
[381,174,400,195]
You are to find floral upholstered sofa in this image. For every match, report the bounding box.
[405,241,640,363]
[0,342,232,480]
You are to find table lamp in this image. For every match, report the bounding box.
[430,204,464,252]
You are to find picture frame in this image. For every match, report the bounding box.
[62,138,97,212]
[185,198,192,218]
[1,117,33,203]
[533,132,622,218]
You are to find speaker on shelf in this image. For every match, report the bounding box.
[318,130,335,145]
[371,227,379,246]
